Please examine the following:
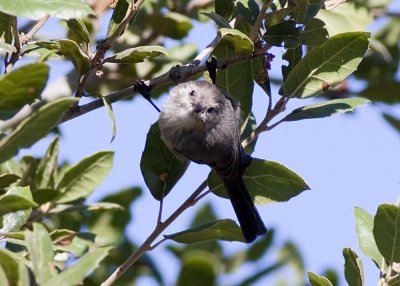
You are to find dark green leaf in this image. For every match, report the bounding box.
[19,155,37,187]
[32,189,62,205]
[165,219,245,243]
[55,151,114,204]
[343,248,364,286]
[66,18,90,43]
[383,113,400,133]
[264,20,302,48]
[25,223,57,284]
[238,262,286,286]
[0,63,48,120]
[299,18,328,46]
[148,12,193,40]
[354,207,383,266]
[283,32,370,98]
[43,247,111,286]
[209,159,310,205]
[0,97,78,164]
[140,122,189,200]
[106,0,130,37]
[0,186,36,216]
[0,12,13,52]
[218,27,254,55]
[0,174,20,189]
[373,204,400,263]
[35,136,59,189]
[0,0,93,20]
[282,46,303,83]
[308,272,333,286]
[57,40,90,74]
[282,98,370,122]
[235,0,259,25]
[201,12,231,28]
[215,0,235,20]
[104,46,168,64]
[0,248,20,286]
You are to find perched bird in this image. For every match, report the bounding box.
[158,80,266,242]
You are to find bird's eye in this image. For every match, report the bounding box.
[189,90,196,96]
[207,107,215,113]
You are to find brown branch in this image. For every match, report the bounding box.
[101,180,208,286]
[250,0,272,42]
[20,14,50,45]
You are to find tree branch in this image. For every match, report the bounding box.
[101,180,208,286]
[250,0,272,42]
[20,14,50,45]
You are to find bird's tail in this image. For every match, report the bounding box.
[223,177,267,243]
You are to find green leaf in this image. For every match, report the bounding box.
[0,63,49,120]
[100,97,117,143]
[177,250,217,286]
[299,18,328,46]
[43,247,111,286]
[0,0,93,20]
[235,0,259,25]
[354,207,383,266]
[316,2,373,36]
[165,219,246,244]
[246,229,274,262]
[104,46,168,64]
[0,186,36,216]
[343,248,364,286]
[66,19,90,43]
[213,38,254,120]
[0,97,78,164]
[1,187,35,234]
[241,112,257,154]
[25,223,57,284]
[283,32,370,98]
[0,12,14,53]
[264,20,301,48]
[35,136,59,189]
[140,122,189,201]
[373,204,400,263]
[282,46,303,83]
[106,0,130,37]
[215,0,235,20]
[308,272,333,286]
[32,189,62,205]
[201,12,231,28]
[383,113,400,134]
[0,248,20,286]
[218,27,254,55]
[282,98,370,122]
[209,159,310,205]
[149,12,193,40]
[36,40,90,74]
[55,151,114,204]
[0,174,20,189]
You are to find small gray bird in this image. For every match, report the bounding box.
[158,80,266,243]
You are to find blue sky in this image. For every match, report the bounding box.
[19,3,400,285]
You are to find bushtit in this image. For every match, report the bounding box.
[158,80,266,243]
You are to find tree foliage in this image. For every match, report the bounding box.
[0,0,398,285]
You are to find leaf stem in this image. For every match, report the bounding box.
[250,0,272,42]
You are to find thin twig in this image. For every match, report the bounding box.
[20,14,50,45]
[5,16,21,73]
[250,0,272,42]
[101,180,208,286]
